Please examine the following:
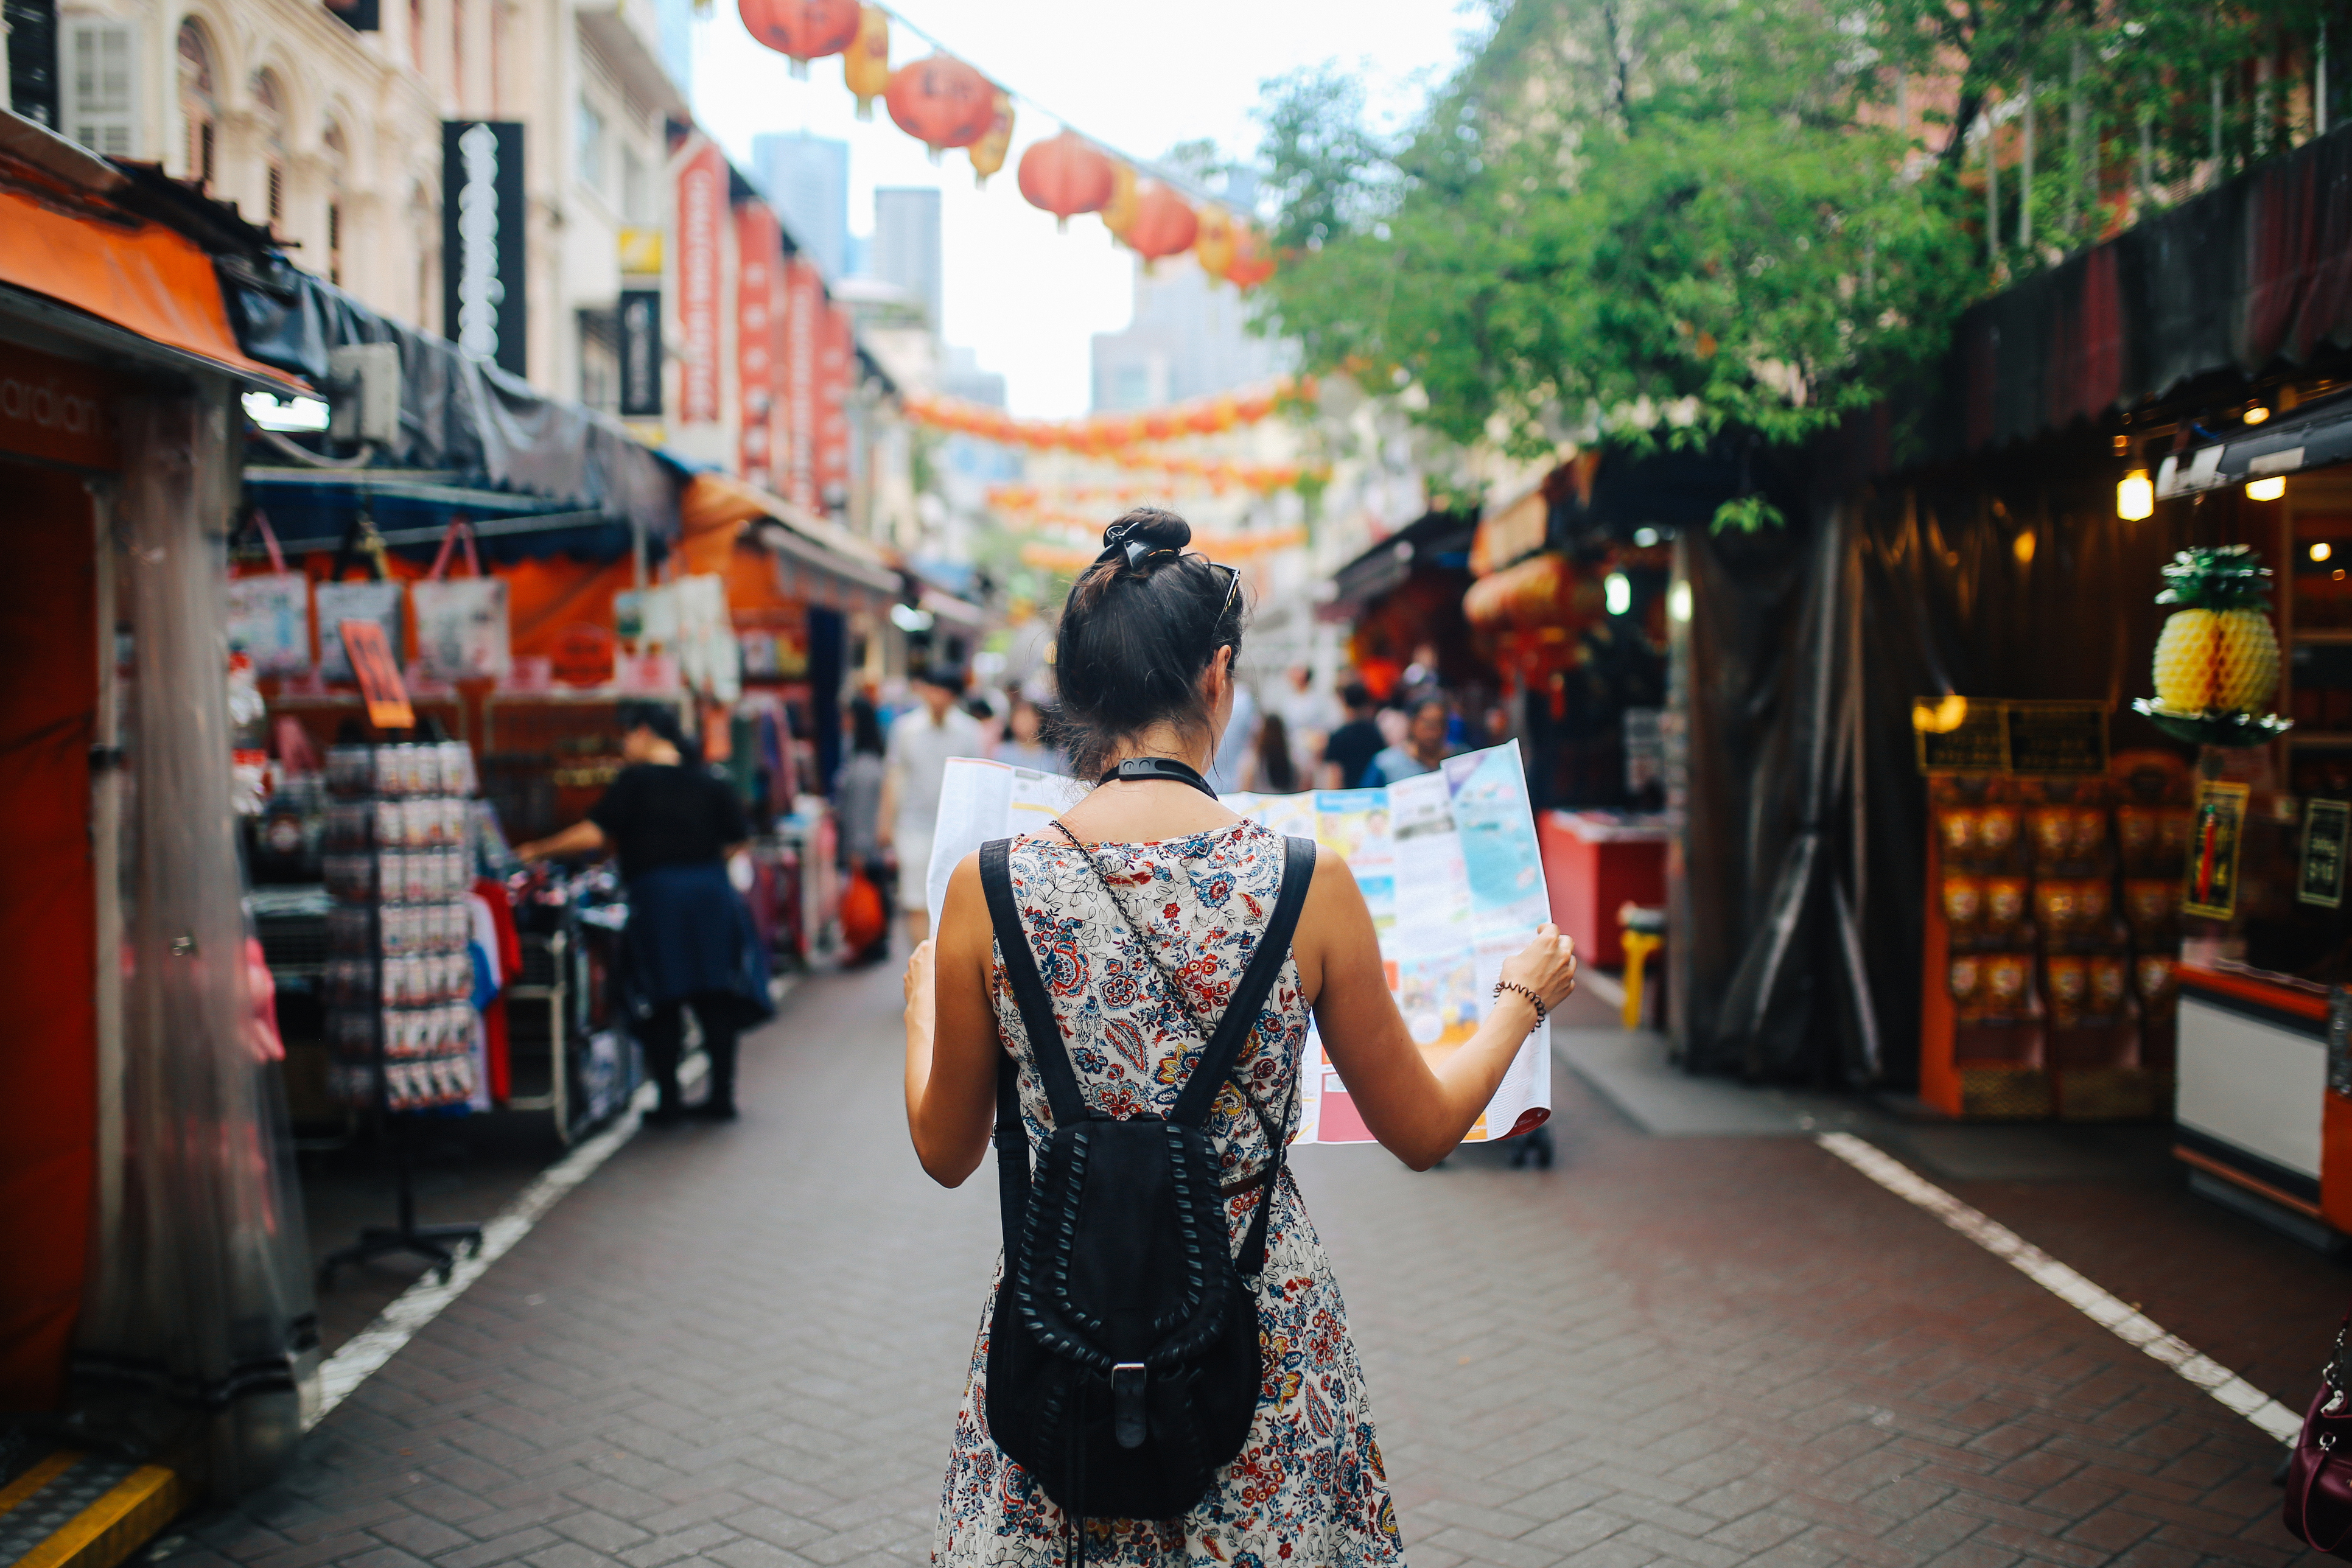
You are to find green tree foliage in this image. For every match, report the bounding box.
[1253,0,2334,527]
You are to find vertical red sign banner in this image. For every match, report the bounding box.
[783,256,821,512]
[816,301,854,514]
[735,201,780,488]
[676,142,725,426]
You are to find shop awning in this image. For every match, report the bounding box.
[2156,388,2352,497]
[0,114,299,390]
[1321,511,1477,623]
[681,471,902,610]
[217,258,681,541]
[1464,553,1584,631]
[238,469,654,564]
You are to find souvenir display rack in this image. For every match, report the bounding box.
[315,740,486,1284]
[1915,712,2189,1119]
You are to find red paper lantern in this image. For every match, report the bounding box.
[886,55,996,153]
[1225,225,1276,290]
[1017,131,1116,233]
[1124,184,1199,264]
[740,0,861,65]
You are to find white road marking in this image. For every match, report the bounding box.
[308,1032,734,1427]
[1815,1131,2304,1444]
[1578,969,1626,1009]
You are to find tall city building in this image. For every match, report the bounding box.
[1091,253,1287,410]
[872,186,942,333]
[751,132,849,282]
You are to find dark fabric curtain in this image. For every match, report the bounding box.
[1673,425,2215,1087]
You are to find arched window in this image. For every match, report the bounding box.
[251,69,285,226]
[176,18,215,188]
[321,119,348,285]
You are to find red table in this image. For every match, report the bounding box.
[1536,810,1671,968]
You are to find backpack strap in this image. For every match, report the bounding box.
[1233,836,1318,1275]
[1167,834,1317,1128]
[979,839,1093,1251]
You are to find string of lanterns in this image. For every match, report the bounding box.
[1016,526,1306,575]
[901,376,1315,459]
[737,1,1279,285]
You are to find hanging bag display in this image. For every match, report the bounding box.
[976,829,1315,1535]
[410,519,511,679]
[225,511,312,676]
[2286,1306,2352,1556]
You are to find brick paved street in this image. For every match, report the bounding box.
[159,965,2343,1568]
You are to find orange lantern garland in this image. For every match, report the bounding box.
[1016,131,1115,232]
[843,6,889,117]
[1124,183,1199,267]
[885,55,997,156]
[969,91,1015,186]
[740,0,861,75]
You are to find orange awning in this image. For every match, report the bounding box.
[679,472,899,597]
[0,184,298,388]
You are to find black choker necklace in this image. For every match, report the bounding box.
[1099,756,1219,799]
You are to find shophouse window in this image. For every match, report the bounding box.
[251,69,285,226]
[412,181,438,331]
[62,19,135,157]
[175,18,215,187]
[410,0,426,72]
[621,144,651,226]
[576,97,606,194]
[323,120,348,286]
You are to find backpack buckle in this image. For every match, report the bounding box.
[1110,1363,1148,1449]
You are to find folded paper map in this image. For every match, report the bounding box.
[925,740,1553,1144]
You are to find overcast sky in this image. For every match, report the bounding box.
[690,1,1483,419]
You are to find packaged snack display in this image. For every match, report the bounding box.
[324,743,481,1111]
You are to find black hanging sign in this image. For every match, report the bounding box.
[618,288,663,418]
[442,121,527,377]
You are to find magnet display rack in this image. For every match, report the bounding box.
[317,740,486,1285]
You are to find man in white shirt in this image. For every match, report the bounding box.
[879,664,985,944]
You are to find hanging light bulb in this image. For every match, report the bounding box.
[1605,572,1633,615]
[2116,468,2154,520]
[1668,581,1693,623]
[2247,475,2287,502]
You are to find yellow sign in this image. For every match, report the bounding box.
[618,228,663,275]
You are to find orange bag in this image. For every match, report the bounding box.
[841,869,886,955]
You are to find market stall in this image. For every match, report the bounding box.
[0,109,317,1496]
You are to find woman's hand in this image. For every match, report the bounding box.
[1499,922,1578,1013]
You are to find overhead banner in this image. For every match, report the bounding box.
[783,255,822,511]
[618,289,662,418]
[441,121,525,376]
[816,298,854,514]
[735,202,782,489]
[676,141,726,426]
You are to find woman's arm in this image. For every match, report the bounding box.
[903,851,1002,1186]
[1299,849,1577,1171]
[513,819,607,862]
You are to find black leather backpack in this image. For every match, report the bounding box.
[978,831,1317,1534]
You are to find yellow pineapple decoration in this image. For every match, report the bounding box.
[2135,545,2291,745]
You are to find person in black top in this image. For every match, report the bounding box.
[514,704,771,1122]
[1318,682,1386,790]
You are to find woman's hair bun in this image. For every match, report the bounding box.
[1103,508,1191,555]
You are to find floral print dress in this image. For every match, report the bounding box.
[935,820,1405,1568]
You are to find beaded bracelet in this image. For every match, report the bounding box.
[1492,979,1547,1024]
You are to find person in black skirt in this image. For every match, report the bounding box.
[514,704,773,1122]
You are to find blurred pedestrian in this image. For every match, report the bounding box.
[513,704,770,1123]
[1253,710,1300,793]
[1365,695,1458,786]
[1205,677,1256,794]
[1319,682,1385,789]
[836,697,893,962]
[1273,663,1337,776]
[880,664,985,946]
[993,690,1063,774]
[901,508,1579,1563]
